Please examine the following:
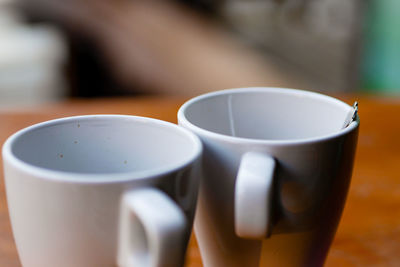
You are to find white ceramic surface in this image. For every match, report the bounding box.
[2,115,202,267]
[178,87,359,267]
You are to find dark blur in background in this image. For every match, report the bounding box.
[0,0,399,107]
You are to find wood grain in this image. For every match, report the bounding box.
[0,95,399,266]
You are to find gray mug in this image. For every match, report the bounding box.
[178,87,359,267]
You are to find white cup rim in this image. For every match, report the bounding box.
[178,87,359,146]
[2,115,202,183]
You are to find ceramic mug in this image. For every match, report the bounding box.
[178,87,359,267]
[2,115,202,267]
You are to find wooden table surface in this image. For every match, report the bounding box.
[0,95,399,266]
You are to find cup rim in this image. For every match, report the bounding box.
[2,115,202,184]
[178,87,359,146]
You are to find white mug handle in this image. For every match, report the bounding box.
[235,152,276,239]
[118,188,187,267]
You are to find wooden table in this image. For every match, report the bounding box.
[0,95,399,266]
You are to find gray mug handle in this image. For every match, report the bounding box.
[118,188,187,267]
[235,152,276,239]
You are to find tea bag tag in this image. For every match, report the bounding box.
[342,102,358,129]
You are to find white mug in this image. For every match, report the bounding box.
[178,88,359,267]
[2,115,202,267]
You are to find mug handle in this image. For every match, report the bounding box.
[118,187,187,267]
[235,152,276,239]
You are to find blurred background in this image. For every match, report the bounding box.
[0,0,398,108]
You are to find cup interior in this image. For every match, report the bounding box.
[182,88,354,141]
[9,116,198,175]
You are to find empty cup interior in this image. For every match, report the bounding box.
[183,89,353,141]
[10,116,198,174]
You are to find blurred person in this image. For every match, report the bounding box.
[16,0,295,97]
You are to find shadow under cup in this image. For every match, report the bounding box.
[9,116,197,177]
